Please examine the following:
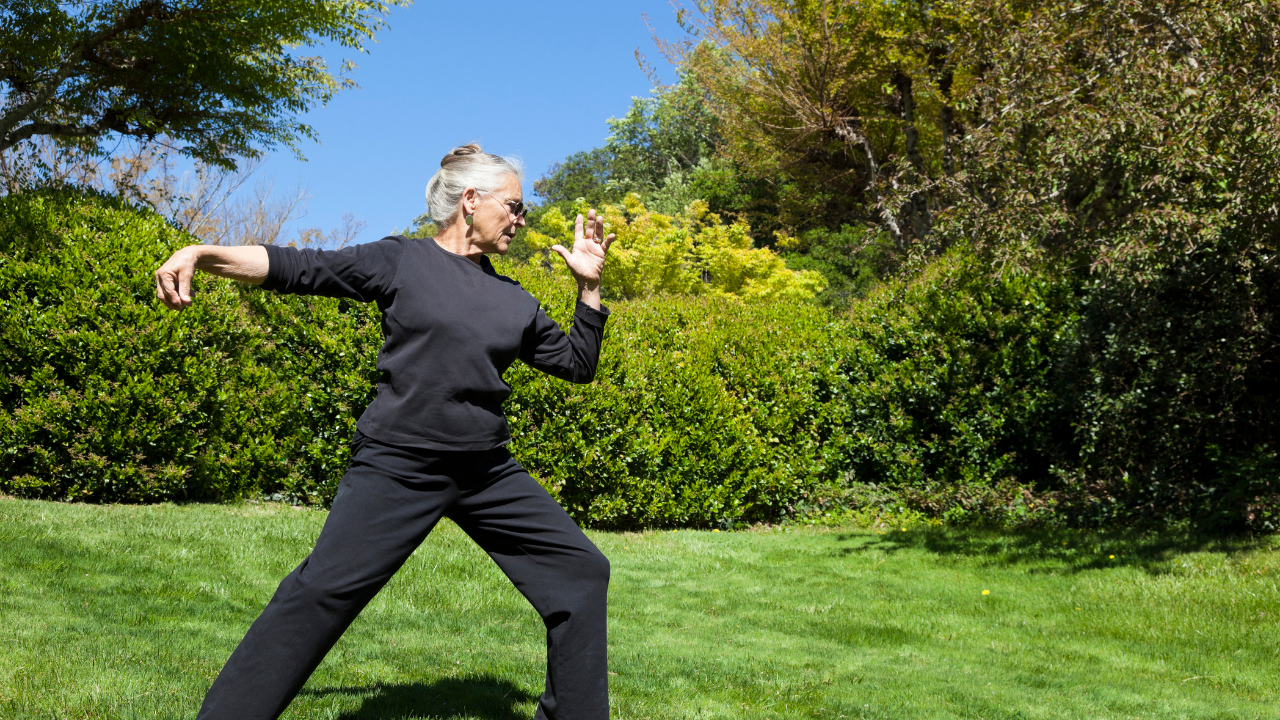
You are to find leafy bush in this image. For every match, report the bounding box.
[525,195,826,302]
[825,245,1280,533]
[4,188,1275,533]
[0,187,380,504]
[1049,236,1280,531]
[0,188,846,525]
[498,259,856,528]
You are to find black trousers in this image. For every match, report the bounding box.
[196,433,610,720]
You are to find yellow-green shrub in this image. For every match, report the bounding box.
[525,195,825,301]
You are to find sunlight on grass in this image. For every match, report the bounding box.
[1,498,1277,719]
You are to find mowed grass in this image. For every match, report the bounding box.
[0,498,1277,719]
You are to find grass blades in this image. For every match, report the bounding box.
[0,498,1277,719]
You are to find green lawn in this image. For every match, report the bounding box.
[0,498,1277,719]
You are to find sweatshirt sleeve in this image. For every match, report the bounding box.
[518,301,610,384]
[260,236,405,302]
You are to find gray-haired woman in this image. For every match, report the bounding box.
[155,144,617,720]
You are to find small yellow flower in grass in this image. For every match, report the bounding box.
[714,529,720,533]
[901,527,907,532]
[982,590,990,595]
[1109,555,1115,559]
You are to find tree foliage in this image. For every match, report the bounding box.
[668,0,958,247]
[672,0,1280,267]
[534,74,770,222]
[0,0,405,168]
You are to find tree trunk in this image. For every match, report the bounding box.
[939,68,958,177]
[894,71,931,242]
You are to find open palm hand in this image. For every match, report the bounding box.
[551,209,615,289]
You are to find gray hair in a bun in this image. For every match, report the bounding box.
[425,143,524,227]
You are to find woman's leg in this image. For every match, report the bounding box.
[449,451,611,720]
[197,438,460,720]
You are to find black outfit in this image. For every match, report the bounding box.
[196,237,611,720]
[259,236,609,450]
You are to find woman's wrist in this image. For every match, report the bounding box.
[188,245,270,284]
[187,245,213,269]
[577,281,601,311]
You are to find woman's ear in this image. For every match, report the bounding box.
[461,187,480,217]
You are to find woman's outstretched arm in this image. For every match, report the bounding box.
[154,245,268,311]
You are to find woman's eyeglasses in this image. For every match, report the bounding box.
[487,193,527,220]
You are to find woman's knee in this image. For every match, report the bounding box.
[577,547,610,590]
[550,544,609,597]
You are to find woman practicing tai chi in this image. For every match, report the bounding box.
[154,144,617,720]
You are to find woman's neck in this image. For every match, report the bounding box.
[432,225,485,265]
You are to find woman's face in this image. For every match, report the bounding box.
[466,174,526,255]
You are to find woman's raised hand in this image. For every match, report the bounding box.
[551,209,616,290]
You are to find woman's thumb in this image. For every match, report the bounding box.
[551,245,571,262]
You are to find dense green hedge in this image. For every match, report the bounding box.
[0,188,381,503]
[2,189,1276,532]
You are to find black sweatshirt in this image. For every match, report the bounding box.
[260,237,609,451]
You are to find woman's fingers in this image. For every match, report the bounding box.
[155,250,196,311]
[156,268,182,310]
[177,264,194,306]
[154,269,169,305]
[574,209,606,245]
[570,209,611,255]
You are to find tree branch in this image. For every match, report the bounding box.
[3,110,152,150]
[0,1,168,150]
[834,119,905,251]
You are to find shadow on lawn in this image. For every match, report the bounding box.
[835,526,1271,575]
[301,675,536,720]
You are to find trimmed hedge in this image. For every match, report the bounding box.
[3,188,1276,532]
[0,188,380,503]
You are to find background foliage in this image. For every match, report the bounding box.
[524,194,825,302]
[0,188,380,504]
[2,0,1277,534]
[4,188,1275,532]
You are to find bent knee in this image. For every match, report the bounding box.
[585,549,610,585]
[562,547,609,592]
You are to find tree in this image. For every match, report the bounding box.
[932,0,1280,264]
[670,0,1280,265]
[535,74,729,208]
[665,0,960,250]
[533,147,613,207]
[0,0,405,169]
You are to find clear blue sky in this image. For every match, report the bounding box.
[254,1,686,244]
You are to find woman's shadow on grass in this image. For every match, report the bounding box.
[301,675,536,720]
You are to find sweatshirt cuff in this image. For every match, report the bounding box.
[259,243,291,292]
[573,301,611,328]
